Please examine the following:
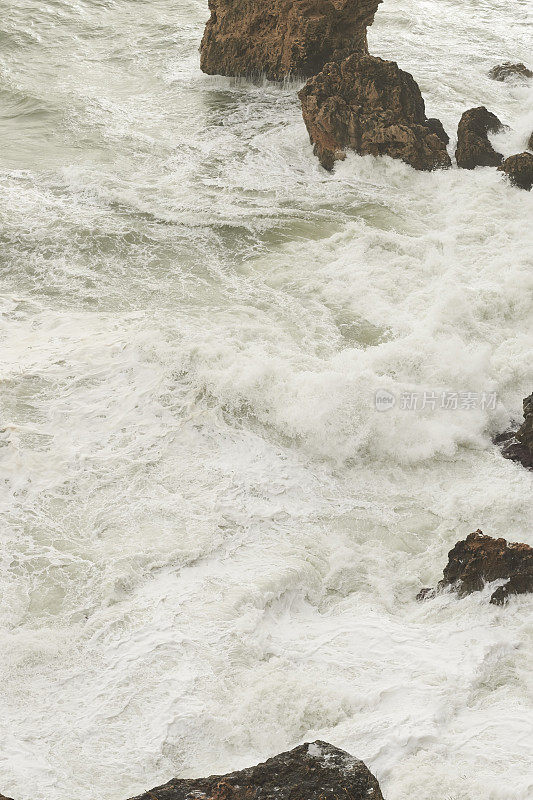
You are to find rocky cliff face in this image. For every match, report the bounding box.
[128,741,384,800]
[418,530,533,605]
[298,54,451,170]
[200,0,382,81]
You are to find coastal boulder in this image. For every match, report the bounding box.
[417,530,533,605]
[128,741,384,800]
[495,393,533,468]
[455,106,504,169]
[298,53,451,171]
[498,152,533,190]
[200,0,383,81]
[426,117,450,145]
[488,62,533,82]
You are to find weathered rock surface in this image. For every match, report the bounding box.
[495,393,533,468]
[128,741,384,800]
[298,53,451,171]
[426,117,450,145]
[200,0,382,81]
[498,151,533,190]
[488,62,533,82]
[528,132,533,151]
[455,106,504,169]
[417,530,533,605]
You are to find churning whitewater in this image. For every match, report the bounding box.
[0,1,532,799]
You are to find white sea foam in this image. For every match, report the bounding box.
[0,1,532,800]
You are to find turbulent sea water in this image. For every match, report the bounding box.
[0,1,532,799]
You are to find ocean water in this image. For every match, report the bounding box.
[0,1,532,799]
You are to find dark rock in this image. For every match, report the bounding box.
[498,152,533,190]
[418,530,533,605]
[425,117,450,145]
[488,62,533,82]
[200,0,383,81]
[298,54,452,171]
[496,393,533,467]
[128,741,385,800]
[455,106,504,169]
[416,587,436,601]
[517,393,533,450]
[528,132,533,152]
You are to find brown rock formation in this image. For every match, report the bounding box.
[417,530,533,605]
[200,0,383,81]
[495,393,533,468]
[426,117,450,145]
[528,132,533,151]
[498,152,533,190]
[455,107,504,169]
[128,741,384,800]
[488,62,533,82]
[298,54,451,171]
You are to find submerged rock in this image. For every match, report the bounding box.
[498,152,533,190]
[298,53,451,171]
[200,0,383,81]
[455,106,504,169]
[488,62,533,82]
[417,530,533,605]
[495,393,533,467]
[128,741,384,800]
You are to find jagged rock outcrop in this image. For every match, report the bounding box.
[495,393,533,468]
[200,0,382,81]
[498,152,533,190]
[417,530,533,605]
[488,62,533,82]
[528,132,533,151]
[455,106,504,169]
[426,117,450,145]
[128,741,384,800]
[298,54,451,171]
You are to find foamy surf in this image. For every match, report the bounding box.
[0,1,531,800]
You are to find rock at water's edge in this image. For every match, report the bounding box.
[488,62,533,82]
[127,741,385,800]
[298,53,451,171]
[417,530,533,605]
[528,132,533,152]
[455,106,504,169]
[426,117,450,145]
[498,152,533,190]
[200,0,382,81]
[495,393,533,468]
